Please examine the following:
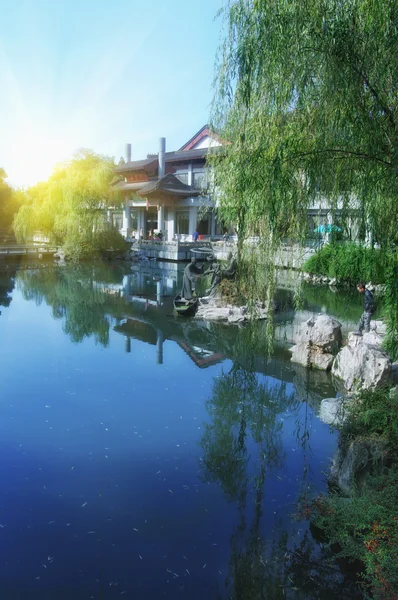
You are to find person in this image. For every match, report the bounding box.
[353,282,376,335]
[180,258,203,302]
[192,229,199,242]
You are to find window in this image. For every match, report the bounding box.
[175,173,188,184]
[176,211,189,234]
[193,171,208,191]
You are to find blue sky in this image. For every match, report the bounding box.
[0,0,224,186]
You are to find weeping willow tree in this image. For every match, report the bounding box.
[209,0,398,350]
[0,168,26,231]
[13,150,124,260]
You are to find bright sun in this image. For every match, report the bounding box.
[8,132,74,188]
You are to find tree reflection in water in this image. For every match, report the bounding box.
[17,265,128,345]
[0,266,17,311]
[201,362,361,599]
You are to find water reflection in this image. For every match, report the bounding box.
[202,363,361,599]
[0,266,16,312]
[0,262,366,598]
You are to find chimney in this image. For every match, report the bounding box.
[158,137,166,178]
[125,143,132,163]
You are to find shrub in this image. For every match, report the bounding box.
[312,388,398,599]
[312,467,398,600]
[63,229,127,261]
[302,244,395,284]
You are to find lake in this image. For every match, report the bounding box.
[0,261,364,599]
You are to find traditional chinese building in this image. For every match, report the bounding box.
[112,125,223,241]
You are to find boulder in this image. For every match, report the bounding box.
[370,319,387,336]
[296,314,342,353]
[392,363,398,385]
[330,439,388,496]
[290,342,334,371]
[195,305,232,321]
[347,330,384,348]
[319,397,350,427]
[332,342,391,391]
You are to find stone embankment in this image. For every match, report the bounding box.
[290,314,394,391]
[301,271,384,293]
[289,314,397,497]
[195,297,268,324]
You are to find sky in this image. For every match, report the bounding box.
[0,0,224,187]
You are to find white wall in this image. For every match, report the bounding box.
[192,135,222,150]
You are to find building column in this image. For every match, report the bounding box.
[158,205,165,233]
[167,209,176,241]
[122,198,131,237]
[156,280,163,306]
[325,211,333,244]
[189,206,198,238]
[187,162,193,186]
[137,208,144,238]
[156,330,164,365]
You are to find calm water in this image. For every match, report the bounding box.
[0,262,363,600]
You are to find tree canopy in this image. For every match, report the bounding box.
[0,168,25,232]
[210,0,398,249]
[13,150,123,258]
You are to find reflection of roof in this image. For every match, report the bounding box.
[136,174,201,198]
[177,341,225,369]
[114,318,157,345]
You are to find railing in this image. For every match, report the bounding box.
[0,244,57,256]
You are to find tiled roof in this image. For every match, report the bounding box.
[136,174,201,197]
[114,157,157,173]
[115,146,223,174]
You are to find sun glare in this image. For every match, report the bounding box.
[8,133,74,188]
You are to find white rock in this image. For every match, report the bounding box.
[195,306,232,321]
[370,320,387,336]
[228,313,245,324]
[392,363,398,384]
[332,343,392,391]
[312,352,334,371]
[296,314,342,352]
[347,331,384,348]
[290,342,334,371]
[319,397,349,427]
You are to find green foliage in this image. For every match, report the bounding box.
[313,466,398,600]
[302,244,395,284]
[12,150,121,259]
[0,168,26,230]
[383,263,398,361]
[210,0,398,338]
[312,387,398,598]
[17,266,126,346]
[63,229,127,262]
[341,388,398,453]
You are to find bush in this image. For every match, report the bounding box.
[302,244,395,284]
[63,229,127,261]
[341,388,398,452]
[311,388,398,599]
[313,467,398,600]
